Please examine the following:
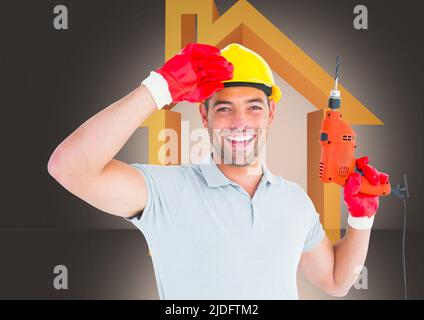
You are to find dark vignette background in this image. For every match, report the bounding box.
[0,0,423,299]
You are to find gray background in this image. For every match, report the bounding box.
[1,0,423,299]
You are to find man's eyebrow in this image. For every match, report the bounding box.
[245,98,266,104]
[212,98,266,108]
[212,100,233,108]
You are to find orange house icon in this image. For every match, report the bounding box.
[140,0,384,243]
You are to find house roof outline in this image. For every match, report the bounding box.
[164,0,383,125]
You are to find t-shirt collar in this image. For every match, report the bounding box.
[199,153,278,187]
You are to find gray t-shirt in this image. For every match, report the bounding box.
[126,154,325,299]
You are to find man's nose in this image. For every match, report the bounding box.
[230,109,250,129]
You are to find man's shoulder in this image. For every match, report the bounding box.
[130,162,203,179]
[273,176,309,198]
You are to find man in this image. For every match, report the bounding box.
[48,43,388,299]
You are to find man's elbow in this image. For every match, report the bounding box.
[328,289,350,298]
[47,148,80,187]
[48,150,65,181]
[325,284,351,298]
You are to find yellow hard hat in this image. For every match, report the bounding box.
[220,43,282,104]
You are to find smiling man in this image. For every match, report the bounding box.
[48,43,388,299]
[203,86,274,196]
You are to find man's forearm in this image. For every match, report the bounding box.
[332,226,371,295]
[48,84,157,180]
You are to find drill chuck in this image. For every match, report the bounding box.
[328,89,341,109]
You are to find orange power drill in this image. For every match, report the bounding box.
[319,57,391,196]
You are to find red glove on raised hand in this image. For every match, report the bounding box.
[344,156,389,230]
[142,43,234,109]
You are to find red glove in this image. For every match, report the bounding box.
[344,156,389,229]
[142,43,234,108]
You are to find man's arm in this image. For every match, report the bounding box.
[299,157,388,297]
[47,84,157,218]
[299,226,371,297]
[47,43,233,219]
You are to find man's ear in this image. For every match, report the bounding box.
[198,102,209,128]
[268,99,276,124]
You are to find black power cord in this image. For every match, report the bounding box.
[402,198,407,300]
[391,174,409,300]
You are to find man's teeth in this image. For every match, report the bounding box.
[226,135,254,142]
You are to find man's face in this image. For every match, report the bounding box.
[199,86,276,166]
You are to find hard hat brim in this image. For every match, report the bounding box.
[223,81,272,97]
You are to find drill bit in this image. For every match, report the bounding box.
[334,55,340,90]
[328,56,341,109]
